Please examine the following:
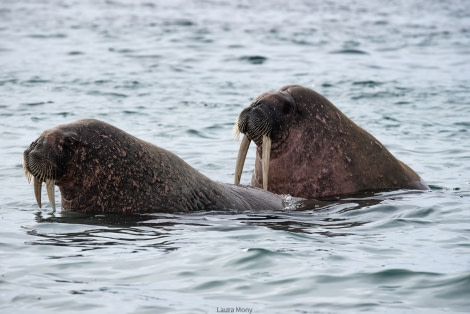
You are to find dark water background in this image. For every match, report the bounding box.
[1,0,469,313]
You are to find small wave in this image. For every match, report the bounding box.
[23,78,51,85]
[186,129,212,139]
[352,80,384,87]
[27,33,67,39]
[108,47,136,54]
[67,51,84,55]
[21,101,54,107]
[166,18,195,27]
[126,54,162,60]
[0,79,18,86]
[238,55,268,65]
[87,90,128,98]
[330,49,368,55]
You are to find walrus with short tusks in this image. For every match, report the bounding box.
[23,119,284,213]
[234,85,428,199]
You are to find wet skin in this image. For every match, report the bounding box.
[234,85,428,199]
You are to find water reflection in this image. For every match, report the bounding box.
[27,190,414,249]
[30,211,180,253]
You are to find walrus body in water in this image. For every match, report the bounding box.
[23,119,283,213]
[234,85,428,199]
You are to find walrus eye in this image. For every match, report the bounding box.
[283,101,292,114]
[63,136,78,149]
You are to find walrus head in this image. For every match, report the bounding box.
[23,119,140,213]
[234,86,297,190]
[23,125,81,211]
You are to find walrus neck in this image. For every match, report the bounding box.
[60,193,90,212]
[58,177,104,212]
[255,128,298,160]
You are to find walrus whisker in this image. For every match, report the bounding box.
[233,117,241,141]
[33,176,42,208]
[262,135,271,191]
[247,119,271,147]
[26,172,32,184]
[234,135,251,185]
[23,158,32,183]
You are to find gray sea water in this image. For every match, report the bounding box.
[1,0,469,313]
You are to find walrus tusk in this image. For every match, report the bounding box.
[33,176,42,209]
[262,134,271,191]
[31,176,56,211]
[45,179,56,211]
[234,135,251,185]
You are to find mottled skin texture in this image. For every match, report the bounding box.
[238,85,428,199]
[23,119,283,213]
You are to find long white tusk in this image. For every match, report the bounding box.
[45,179,56,211]
[262,134,271,191]
[234,135,251,185]
[33,176,42,208]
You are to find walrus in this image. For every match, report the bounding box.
[234,85,428,199]
[23,119,284,213]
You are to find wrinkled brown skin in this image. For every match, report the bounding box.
[23,119,283,214]
[243,85,428,199]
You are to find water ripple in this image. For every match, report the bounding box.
[1,0,469,312]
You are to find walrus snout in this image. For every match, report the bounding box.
[236,106,272,146]
[23,148,57,211]
[236,90,295,145]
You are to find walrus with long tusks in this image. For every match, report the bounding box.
[234,85,428,199]
[23,119,284,213]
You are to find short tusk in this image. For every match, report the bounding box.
[262,135,271,191]
[234,135,251,185]
[46,179,56,212]
[33,176,42,208]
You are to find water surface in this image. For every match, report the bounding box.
[1,1,469,313]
